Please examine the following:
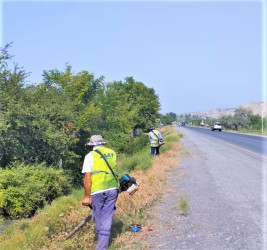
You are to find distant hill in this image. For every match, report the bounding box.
[180,102,267,118]
[241,102,267,117]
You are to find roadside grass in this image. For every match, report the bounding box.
[178,195,190,216]
[118,144,152,173]
[0,125,182,250]
[237,128,267,136]
[0,193,84,250]
[0,189,98,250]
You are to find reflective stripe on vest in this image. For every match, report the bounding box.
[92,170,118,176]
[91,147,118,194]
[150,130,159,147]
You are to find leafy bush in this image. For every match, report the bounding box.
[0,163,71,218]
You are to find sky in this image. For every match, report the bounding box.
[0,0,265,114]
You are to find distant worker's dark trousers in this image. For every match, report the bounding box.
[91,189,118,250]
[151,146,160,156]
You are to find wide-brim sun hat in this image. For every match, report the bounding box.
[85,134,107,146]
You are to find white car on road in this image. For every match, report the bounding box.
[211,122,222,131]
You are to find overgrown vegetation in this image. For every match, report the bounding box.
[0,43,180,249]
[0,43,174,218]
[0,126,181,250]
[0,43,159,167]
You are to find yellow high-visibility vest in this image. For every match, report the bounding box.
[150,130,159,147]
[91,147,118,194]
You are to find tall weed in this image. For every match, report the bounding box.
[179,195,190,216]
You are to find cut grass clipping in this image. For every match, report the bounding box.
[0,125,182,250]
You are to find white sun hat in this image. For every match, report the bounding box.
[86,135,107,146]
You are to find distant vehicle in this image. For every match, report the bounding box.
[211,122,222,131]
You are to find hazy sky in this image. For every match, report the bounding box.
[1,0,265,114]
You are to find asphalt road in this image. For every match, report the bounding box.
[182,126,267,157]
[146,126,266,250]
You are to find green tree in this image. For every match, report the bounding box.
[249,114,261,131]
[166,112,177,121]
[0,44,160,182]
[232,108,252,130]
[0,44,30,166]
[221,108,252,131]
[98,77,160,132]
[123,77,160,131]
[160,114,174,125]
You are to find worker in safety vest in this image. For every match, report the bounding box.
[148,126,163,156]
[82,134,118,250]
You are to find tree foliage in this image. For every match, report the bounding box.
[221,108,253,131]
[166,112,177,121]
[0,44,162,217]
[160,112,176,125]
[0,44,160,181]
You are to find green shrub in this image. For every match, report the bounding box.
[0,162,71,218]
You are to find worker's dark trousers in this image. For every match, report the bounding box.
[151,146,160,156]
[91,189,118,250]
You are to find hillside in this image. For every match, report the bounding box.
[181,102,267,118]
[241,102,267,117]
